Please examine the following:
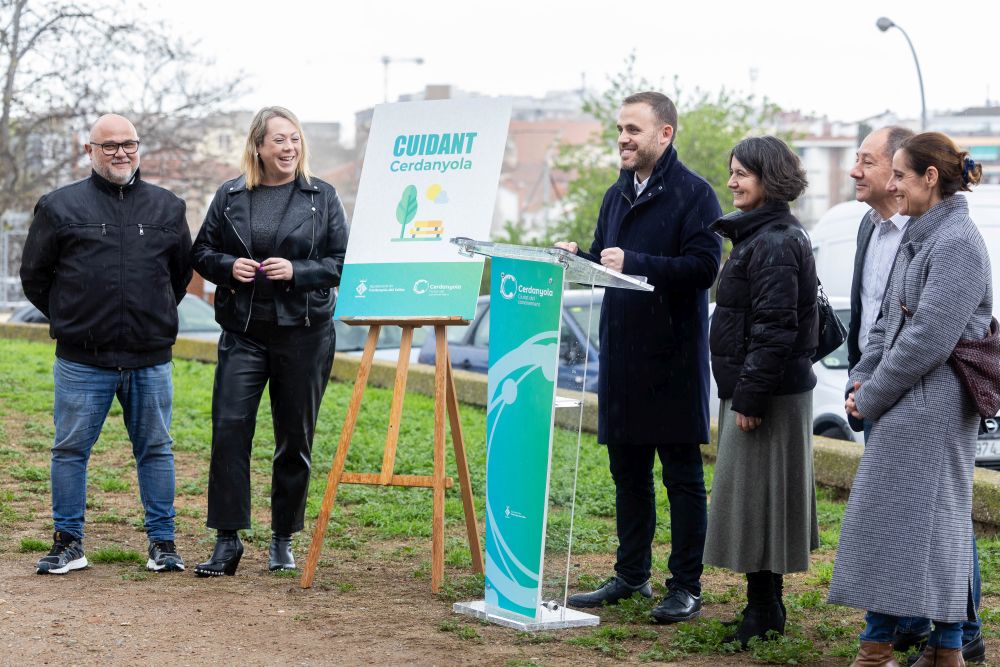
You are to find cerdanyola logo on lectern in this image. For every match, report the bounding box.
[499,273,518,300]
[355,279,367,297]
[413,279,429,294]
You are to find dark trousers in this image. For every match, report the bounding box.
[206,318,335,534]
[607,443,707,595]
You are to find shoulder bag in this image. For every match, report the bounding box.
[812,281,847,363]
[949,316,1000,418]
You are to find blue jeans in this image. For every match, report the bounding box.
[862,611,963,649]
[52,358,176,541]
[893,536,982,643]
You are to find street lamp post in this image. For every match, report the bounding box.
[381,55,425,103]
[876,16,927,131]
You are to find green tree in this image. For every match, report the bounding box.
[549,55,792,248]
[0,0,240,223]
[673,84,790,212]
[548,55,646,246]
[395,184,418,239]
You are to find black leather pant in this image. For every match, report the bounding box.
[206,318,334,534]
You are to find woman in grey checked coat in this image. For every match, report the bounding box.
[830,132,989,667]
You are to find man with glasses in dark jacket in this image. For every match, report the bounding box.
[556,92,722,623]
[20,114,192,575]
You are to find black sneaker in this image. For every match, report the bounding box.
[36,531,88,575]
[147,540,185,572]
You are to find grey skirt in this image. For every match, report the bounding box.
[703,391,819,573]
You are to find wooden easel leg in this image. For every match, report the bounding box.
[446,357,484,575]
[431,325,447,593]
[300,326,381,589]
[378,326,414,484]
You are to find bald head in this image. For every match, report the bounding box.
[86,114,140,185]
[89,114,137,142]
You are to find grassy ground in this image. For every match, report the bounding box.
[0,336,997,665]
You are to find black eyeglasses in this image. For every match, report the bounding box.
[90,141,140,156]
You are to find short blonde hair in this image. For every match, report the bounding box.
[241,106,313,189]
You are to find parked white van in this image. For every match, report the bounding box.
[809,185,1000,469]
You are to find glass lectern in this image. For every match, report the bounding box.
[451,238,653,631]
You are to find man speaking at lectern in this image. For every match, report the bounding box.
[555,92,722,623]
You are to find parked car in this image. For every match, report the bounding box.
[9,295,223,341]
[334,320,427,363]
[417,290,601,393]
[810,186,1000,469]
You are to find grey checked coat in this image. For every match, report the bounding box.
[828,195,991,621]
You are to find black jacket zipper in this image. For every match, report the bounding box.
[223,208,256,333]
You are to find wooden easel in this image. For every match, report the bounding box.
[300,318,484,592]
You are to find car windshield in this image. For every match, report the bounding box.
[820,309,851,369]
[566,303,600,350]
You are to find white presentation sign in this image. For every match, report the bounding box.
[336,97,512,319]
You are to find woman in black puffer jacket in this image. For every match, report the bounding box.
[703,136,819,649]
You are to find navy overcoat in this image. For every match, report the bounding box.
[578,145,722,445]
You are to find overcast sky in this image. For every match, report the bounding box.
[153,0,999,139]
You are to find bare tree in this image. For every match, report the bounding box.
[0,0,243,222]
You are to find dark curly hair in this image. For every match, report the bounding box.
[729,136,808,203]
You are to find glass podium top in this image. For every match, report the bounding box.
[451,237,654,292]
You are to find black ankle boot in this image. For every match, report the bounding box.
[268,533,295,572]
[732,601,785,649]
[725,571,785,649]
[195,531,243,577]
[771,572,786,622]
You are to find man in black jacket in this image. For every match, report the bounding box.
[556,92,722,623]
[20,114,192,575]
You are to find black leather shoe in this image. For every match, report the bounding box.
[566,576,652,609]
[268,533,295,572]
[962,633,987,664]
[195,533,243,577]
[650,587,702,624]
[894,626,931,653]
[905,633,985,666]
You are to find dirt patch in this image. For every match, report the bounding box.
[1,542,857,667]
[1,415,996,666]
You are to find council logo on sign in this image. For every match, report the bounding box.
[503,504,526,519]
[499,273,517,300]
[355,279,368,297]
[413,279,429,294]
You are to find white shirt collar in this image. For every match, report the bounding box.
[870,209,908,230]
[634,173,650,197]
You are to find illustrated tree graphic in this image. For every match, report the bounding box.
[396,185,418,239]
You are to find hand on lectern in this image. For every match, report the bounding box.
[600,247,624,273]
[554,241,578,254]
